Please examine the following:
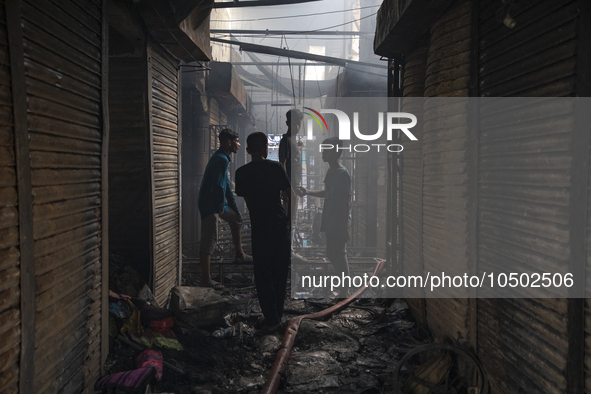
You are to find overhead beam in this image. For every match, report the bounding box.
[230,62,309,65]
[244,52,294,97]
[211,29,373,36]
[211,37,387,69]
[213,0,322,8]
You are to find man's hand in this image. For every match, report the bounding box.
[297,186,307,196]
[232,209,242,222]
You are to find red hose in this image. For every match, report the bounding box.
[261,259,386,394]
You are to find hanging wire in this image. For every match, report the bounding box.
[212,12,377,40]
[210,5,379,22]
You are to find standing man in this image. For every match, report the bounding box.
[236,132,291,333]
[198,129,250,289]
[299,137,351,299]
[279,109,304,223]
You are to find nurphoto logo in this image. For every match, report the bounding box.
[303,108,418,153]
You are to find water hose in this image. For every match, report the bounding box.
[260,259,386,394]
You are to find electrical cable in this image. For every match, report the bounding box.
[212,34,365,40]
[210,4,379,22]
[212,12,377,39]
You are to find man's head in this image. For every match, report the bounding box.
[321,136,343,163]
[286,109,303,135]
[246,132,268,159]
[219,128,240,154]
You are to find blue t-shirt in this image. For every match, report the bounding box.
[197,148,239,219]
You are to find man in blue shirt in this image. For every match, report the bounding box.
[198,129,250,289]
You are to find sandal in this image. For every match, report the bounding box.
[233,254,253,264]
[207,279,224,290]
[259,321,281,334]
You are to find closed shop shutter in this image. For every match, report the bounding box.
[19,0,104,391]
[477,1,577,393]
[352,102,368,248]
[422,0,474,341]
[0,2,19,392]
[150,42,180,306]
[401,42,428,311]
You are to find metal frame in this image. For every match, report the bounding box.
[566,2,591,392]
[7,1,34,392]
[146,41,156,291]
[100,0,110,372]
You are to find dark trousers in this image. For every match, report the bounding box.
[252,233,291,324]
[326,233,350,278]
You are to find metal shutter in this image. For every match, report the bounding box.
[401,42,428,319]
[477,1,578,393]
[422,0,474,341]
[0,2,19,392]
[19,0,104,391]
[150,42,180,307]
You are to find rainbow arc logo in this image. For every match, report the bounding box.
[303,107,328,139]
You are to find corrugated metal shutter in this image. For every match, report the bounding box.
[401,42,428,319]
[422,0,474,341]
[0,2,19,392]
[20,0,104,391]
[349,99,370,247]
[150,42,180,307]
[477,1,577,393]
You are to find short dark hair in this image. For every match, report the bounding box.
[247,132,268,153]
[219,128,239,145]
[286,109,303,125]
[322,136,344,159]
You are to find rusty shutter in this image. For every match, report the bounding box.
[150,42,180,307]
[16,0,105,391]
[477,1,578,393]
[350,100,369,248]
[422,0,474,341]
[401,42,428,321]
[0,2,19,392]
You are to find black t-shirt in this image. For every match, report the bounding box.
[235,160,291,242]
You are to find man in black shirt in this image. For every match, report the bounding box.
[299,137,351,299]
[279,109,304,226]
[236,132,291,333]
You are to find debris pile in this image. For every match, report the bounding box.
[102,256,483,393]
